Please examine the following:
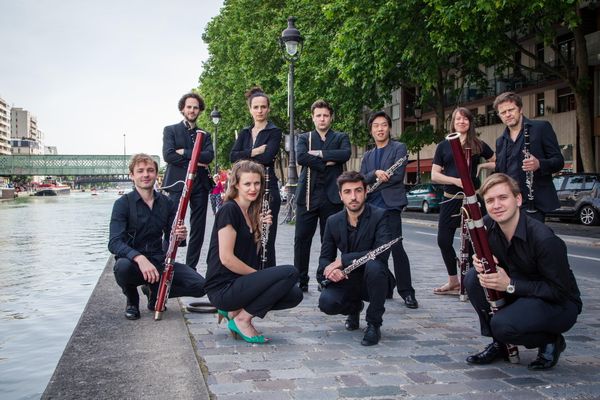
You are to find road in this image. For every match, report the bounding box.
[402,212,600,282]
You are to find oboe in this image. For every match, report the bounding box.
[306,132,312,210]
[260,167,271,270]
[446,132,519,363]
[367,155,408,193]
[155,130,205,320]
[458,147,471,302]
[321,237,399,287]
[523,125,536,213]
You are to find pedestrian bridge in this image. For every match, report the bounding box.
[0,155,161,176]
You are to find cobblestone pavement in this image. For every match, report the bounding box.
[183,211,600,400]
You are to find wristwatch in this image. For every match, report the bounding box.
[506,280,515,294]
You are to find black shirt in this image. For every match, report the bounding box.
[433,140,494,194]
[485,211,582,312]
[108,189,174,265]
[204,200,259,292]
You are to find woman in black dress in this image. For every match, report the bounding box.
[204,160,302,343]
[431,107,496,295]
[230,86,282,268]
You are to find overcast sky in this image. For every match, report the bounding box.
[0,0,224,159]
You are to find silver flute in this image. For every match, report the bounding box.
[523,125,536,213]
[260,167,271,269]
[367,155,408,193]
[320,237,400,287]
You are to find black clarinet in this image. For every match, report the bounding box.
[523,125,536,213]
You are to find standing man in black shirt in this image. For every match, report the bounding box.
[465,173,581,370]
[163,92,214,270]
[360,110,417,309]
[294,100,351,292]
[317,171,394,346]
[493,92,564,222]
[109,154,206,320]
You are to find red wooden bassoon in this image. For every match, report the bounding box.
[446,132,520,363]
[154,130,205,320]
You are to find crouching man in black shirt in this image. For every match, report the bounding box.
[108,153,206,320]
[465,173,581,370]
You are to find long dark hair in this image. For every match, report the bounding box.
[450,107,482,154]
[224,160,265,242]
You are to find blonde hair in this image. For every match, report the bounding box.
[128,153,158,174]
[479,173,521,199]
[224,160,265,242]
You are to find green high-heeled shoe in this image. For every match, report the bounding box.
[217,309,230,325]
[227,319,270,344]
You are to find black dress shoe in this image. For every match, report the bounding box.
[403,294,419,309]
[299,283,309,292]
[141,285,161,311]
[345,313,360,331]
[125,304,140,320]
[466,341,507,364]
[361,324,381,346]
[528,335,566,371]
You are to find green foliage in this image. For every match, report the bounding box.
[400,124,442,154]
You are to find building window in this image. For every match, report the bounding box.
[536,93,545,116]
[557,34,575,67]
[486,104,501,125]
[536,43,545,67]
[557,87,575,113]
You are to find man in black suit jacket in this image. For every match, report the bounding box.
[360,110,417,309]
[294,99,351,291]
[317,171,395,346]
[162,92,214,270]
[493,92,564,222]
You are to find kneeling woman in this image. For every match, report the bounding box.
[204,160,303,343]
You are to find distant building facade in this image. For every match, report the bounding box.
[0,96,10,155]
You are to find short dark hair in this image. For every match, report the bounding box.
[129,153,158,174]
[368,110,392,131]
[336,171,366,191]
[493,92,522,111]
[178,92,205,112]
[245,86,270,107]
[311,99,334,116]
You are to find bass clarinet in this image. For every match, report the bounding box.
[154,130,205,320]
[320,237,399,288]
[458,147,471,302]
[523,125,536,213]
[446,132,520,363]
[260,167,271,269]
[367,155,408,193]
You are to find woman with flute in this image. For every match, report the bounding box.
[431,107,496,295]
[204,160,303,344]
[230,86,282,268]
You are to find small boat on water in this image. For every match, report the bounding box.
[34,177,71,196]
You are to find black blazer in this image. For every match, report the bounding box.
[360,140,408,208]
[229,121,282,189]
[162,122,214,192]
[317,204,392,283]
[295,129,351,206]
[495,117,564,213]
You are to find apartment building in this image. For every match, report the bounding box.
[0,96,10,155]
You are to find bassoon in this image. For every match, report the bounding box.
[523,125,536,213]
[458,147,472,302]
[155,130,205,320]
[446,132,520,363]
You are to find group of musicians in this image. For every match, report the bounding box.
[108,89,581,370]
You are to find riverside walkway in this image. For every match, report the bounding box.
[44,212,600,399]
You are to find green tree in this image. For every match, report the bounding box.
[425,0,595,171]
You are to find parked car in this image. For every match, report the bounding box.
[547,173,600,226]
[405,183,444,213]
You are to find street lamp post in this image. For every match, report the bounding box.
[414,107,422,184]
[280,16,303,192]
[123,133,126,177]
[210,106,221,173]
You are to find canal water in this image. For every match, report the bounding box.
[0,191,116,400]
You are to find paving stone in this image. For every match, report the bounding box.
[464,368,511,380]
[337,385,406,398]
[403,382,471,396]
[503,376,548,387]
[291,389,339,400]
[254,379,297,391]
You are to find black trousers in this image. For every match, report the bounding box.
[294,200,343,285]
[168,187,209,270]
[260,188,281,268]
[386,209,414,298]
[113,257,206,306]
[207,265,303,318]
[437,197,462,276]
[465,268,579,348]
[318,260,391,327]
